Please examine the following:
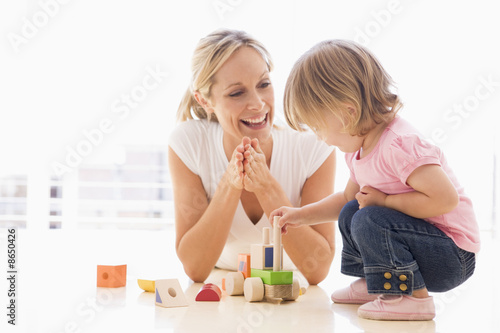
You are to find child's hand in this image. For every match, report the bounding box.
[269,206,303,235]
[355,186,387,209]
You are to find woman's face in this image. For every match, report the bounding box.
[205,47,274,146]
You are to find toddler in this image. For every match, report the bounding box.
[270,40,480,321]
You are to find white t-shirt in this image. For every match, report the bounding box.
[168,119,334,270]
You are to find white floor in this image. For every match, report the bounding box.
[0,227,498,333]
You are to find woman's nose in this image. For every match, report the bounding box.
[247,90,265,111]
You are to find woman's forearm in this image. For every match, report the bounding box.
[176,173,242,282]
[281,224,335,284]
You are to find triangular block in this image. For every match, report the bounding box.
[155,279,188,308]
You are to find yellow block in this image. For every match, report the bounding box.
[138,279,155,293]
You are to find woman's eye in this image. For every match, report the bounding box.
[260,81,271,88]
[229,91,243,97]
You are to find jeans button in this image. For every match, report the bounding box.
[399,283,408,291]
[384,282,392,290]
[399,274,407,281]
[384,272,392,279]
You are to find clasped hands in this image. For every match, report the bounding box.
[227,137,270,192]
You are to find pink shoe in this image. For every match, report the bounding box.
[331,279,380,304]
[358,295,435,321]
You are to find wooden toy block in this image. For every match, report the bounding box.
[250,269,293,285]
[250,244,274,270]
[244,277,264,302]
[250,227,274,270]
[237,253,251,278]
[264,284,293,299]
[155,279,188,308]
[225,272,244,296]
[97,265,127,288]
[137,279,155,293]
[283,278,301,301]
[273,216,282,272]
[195,283,222,301]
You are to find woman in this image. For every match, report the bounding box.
[168,29,336,284]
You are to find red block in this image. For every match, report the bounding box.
[195,283,222,301]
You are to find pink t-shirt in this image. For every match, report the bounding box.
[345,117,480,253]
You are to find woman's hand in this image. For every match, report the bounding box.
[242,138,273,193]
[269,206,304,235]
[224,140,246,190]
[355,186,387,209]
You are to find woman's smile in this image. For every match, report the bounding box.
[240,113,268,129]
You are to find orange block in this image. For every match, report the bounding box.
[97,265,127,288]
[238,253,251,279]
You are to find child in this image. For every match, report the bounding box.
[270,40,480,321]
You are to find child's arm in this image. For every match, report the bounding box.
[356,164,459,219]
[270,179,360,233]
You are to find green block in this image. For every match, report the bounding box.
[250,269,293,285]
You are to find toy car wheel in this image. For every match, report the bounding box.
[244,277,264,302]
[226,272,245,296]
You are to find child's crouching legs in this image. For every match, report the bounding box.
[350,206,424,295]
[338,200,365,278]
[349,205,474,296]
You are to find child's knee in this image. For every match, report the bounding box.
[339,200,359,223]
[338,200,360,232]
[350,206,387,242]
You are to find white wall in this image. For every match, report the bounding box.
[1,0,498,229]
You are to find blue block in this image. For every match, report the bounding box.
[265,247,273,268]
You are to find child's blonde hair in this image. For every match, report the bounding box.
[284,40,402,136]
[177,29,274,122]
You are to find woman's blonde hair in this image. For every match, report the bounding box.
[177,29,274,122]
[284,39,402,136]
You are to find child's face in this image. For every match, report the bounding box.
[318,113,363,153]
[205,47,274,147]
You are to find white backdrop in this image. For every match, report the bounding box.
[1,0,499,230]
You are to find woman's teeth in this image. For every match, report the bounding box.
[242,114,266,125]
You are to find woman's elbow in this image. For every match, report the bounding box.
[303,249,335,285]
[183,264,210,283]
[304,265,331,285]
[306,273,327,285]
[177,246,212,282]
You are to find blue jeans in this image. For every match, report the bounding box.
[339,200,476,295]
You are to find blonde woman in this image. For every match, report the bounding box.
[168,29,336,284]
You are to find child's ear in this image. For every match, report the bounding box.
[194,91,214,114]
[343,102,358,116]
